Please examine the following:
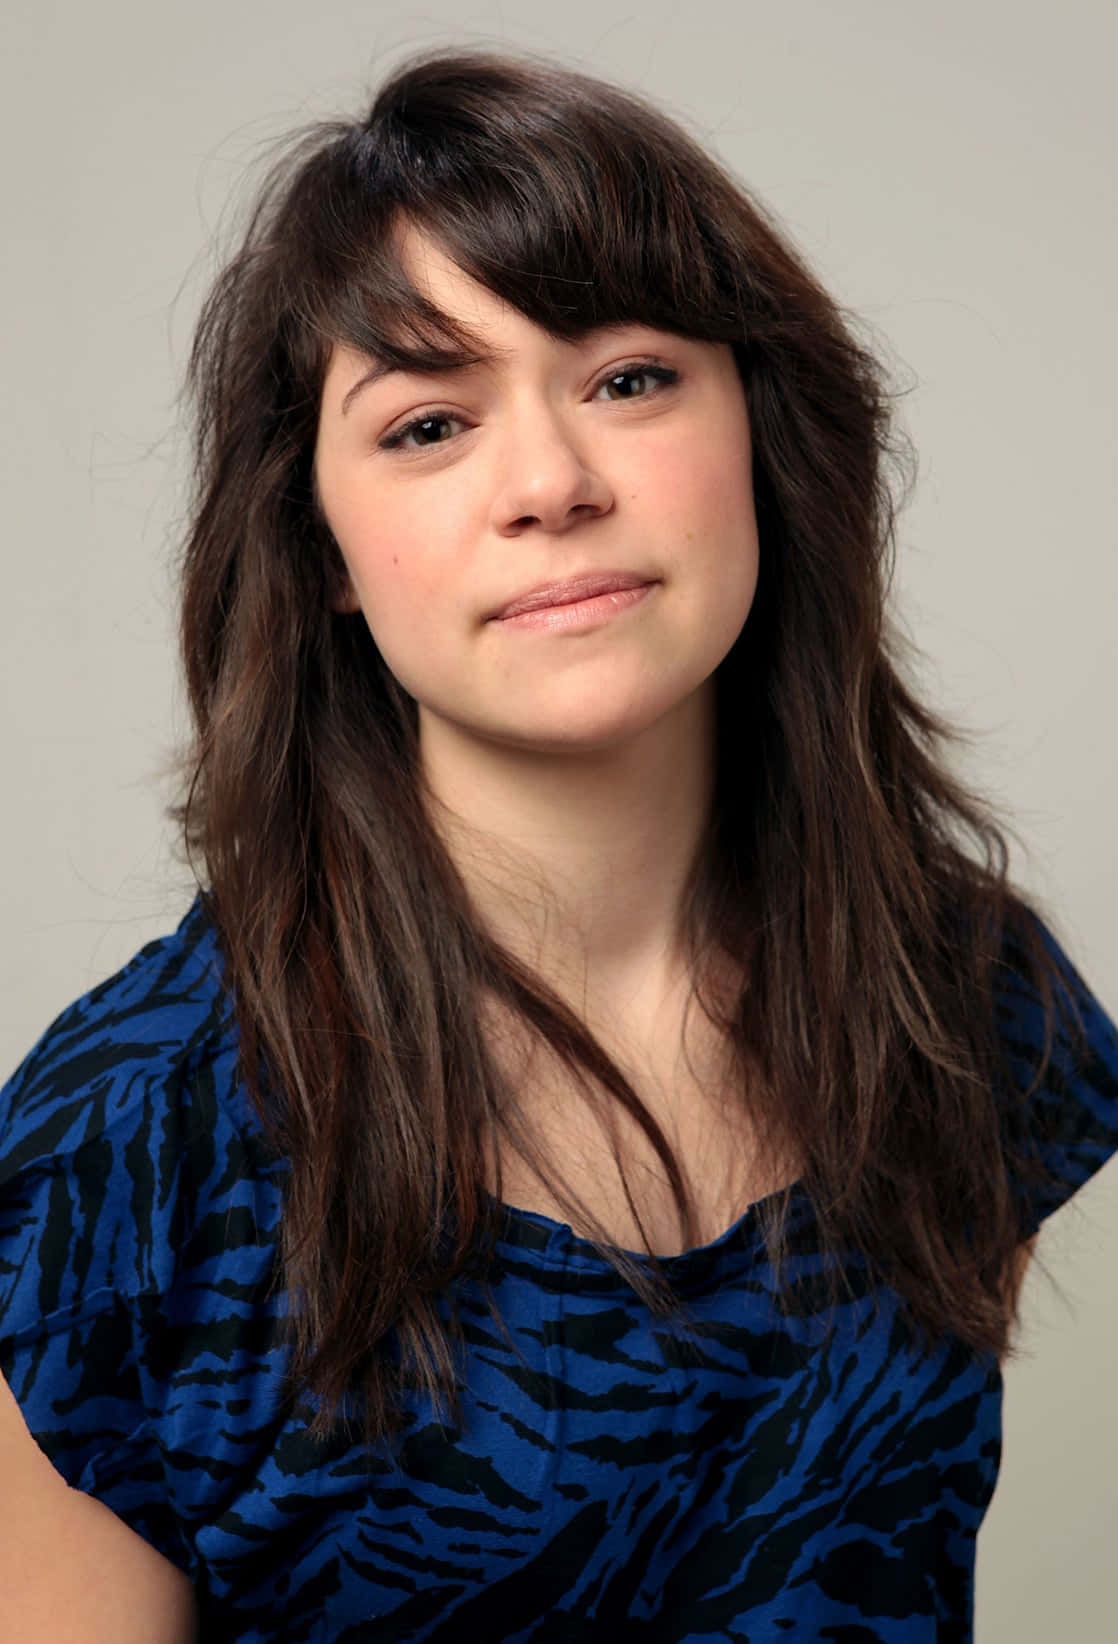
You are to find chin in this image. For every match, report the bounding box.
[492,702,694,756]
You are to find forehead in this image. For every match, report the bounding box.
[317,218,735,414]
[394,221,505,326]
[322,259,691,415]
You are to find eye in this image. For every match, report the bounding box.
[377,359,680,455]
[594,361,679,403]
[378,409,467,455]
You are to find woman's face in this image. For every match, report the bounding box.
[313,222,760,761]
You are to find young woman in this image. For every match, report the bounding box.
[1,43,1115,1644]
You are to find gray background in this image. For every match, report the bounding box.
[2,2,1115,1635]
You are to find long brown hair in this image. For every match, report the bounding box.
[171,43,1088,1448]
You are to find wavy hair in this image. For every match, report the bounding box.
[171,43,1087,1448]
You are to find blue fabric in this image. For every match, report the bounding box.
[1,895,1115,1641]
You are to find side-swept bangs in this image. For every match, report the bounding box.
[270,56,760,410]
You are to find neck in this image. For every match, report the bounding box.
[418,682,716,1016]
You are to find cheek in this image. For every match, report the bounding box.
[698,421,755,521]
[643,404,754,517]
[339,535,464,698]
[352,551,448,646]
[664,430,760,636]
[330,501,442,615]
[650,433,758,568]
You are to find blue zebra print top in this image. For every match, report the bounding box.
[1,894,1116,1642]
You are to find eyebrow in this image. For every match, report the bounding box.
[340,351,503,417]
[337,322,663,418]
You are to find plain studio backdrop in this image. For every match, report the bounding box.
[2,1,1115,1637]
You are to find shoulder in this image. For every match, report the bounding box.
[992,905,1118,1232]
[2,892,233,1144]
[993,905,1118,1082]
[0,894,286,1335]
[0,896,290,1565]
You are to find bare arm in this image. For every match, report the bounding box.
[0,1370,197,1644]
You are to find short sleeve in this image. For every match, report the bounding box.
[995,912,1118,1238]
[0,902,289,1581]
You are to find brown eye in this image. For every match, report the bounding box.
[379,412,465,453]
[378,359,679,456]
[596,363,679,401]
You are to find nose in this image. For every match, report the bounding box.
[491,403,613,534]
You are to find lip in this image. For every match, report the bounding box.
[495,582,655,633]
[490,571,656,621]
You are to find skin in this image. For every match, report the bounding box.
[0,227,1038,1635]
[311,222,1044,1285]
[313,220,760,1026]
[0,1369,196,1641]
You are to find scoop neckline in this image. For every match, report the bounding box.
[486,1176,806,1275]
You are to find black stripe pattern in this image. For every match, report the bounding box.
[1,898,1115,1641]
